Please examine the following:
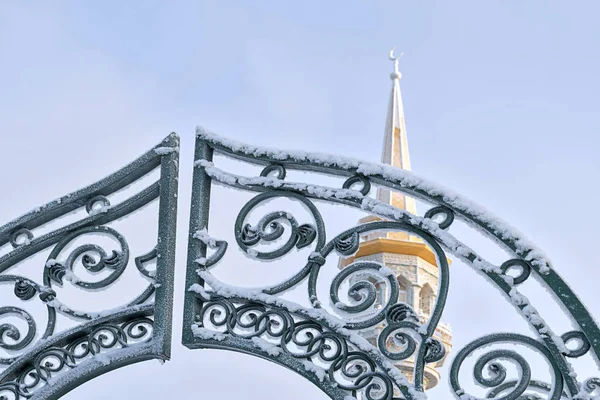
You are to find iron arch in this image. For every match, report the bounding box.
[1,130,598,399]
[184,128,600,400]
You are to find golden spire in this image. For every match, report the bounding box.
[376,48,418,217]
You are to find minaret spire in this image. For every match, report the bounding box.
[377,48,418,216]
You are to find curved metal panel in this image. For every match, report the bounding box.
[0,134,179,399]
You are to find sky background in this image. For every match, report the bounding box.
[1,1,600,399]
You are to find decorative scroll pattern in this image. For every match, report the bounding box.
[0,315,154,400]
[184,129,600,400]
[193,293,400,400]
[0,135,179,399]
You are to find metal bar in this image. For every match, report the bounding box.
[153,133,180,359]
[181,137,213,347]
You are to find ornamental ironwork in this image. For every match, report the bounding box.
[1,129,598,400]
[0,134,179,399]
[183,129,600,400]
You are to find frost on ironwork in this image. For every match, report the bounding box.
[0,134,179,399]
[183,128,600,400]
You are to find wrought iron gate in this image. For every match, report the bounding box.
[0,131,598,400]
[0,134,179,399]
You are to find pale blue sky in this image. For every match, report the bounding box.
[1,1,599,399]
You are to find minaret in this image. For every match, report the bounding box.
[339,49,452,390]
[377,49,417,215]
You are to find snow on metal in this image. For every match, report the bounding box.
[0,134,179,399]
[184,129,600,400]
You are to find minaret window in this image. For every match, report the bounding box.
[367,278,385,308]
[376,283,385,307]
[375,279,407,307]
[398,279,408,304]
[419,284,435,316]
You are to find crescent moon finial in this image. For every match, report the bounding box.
[389,47,404,61]
[389,47,403,78]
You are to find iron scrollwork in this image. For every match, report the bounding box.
[0,134,179,399]
[184,129,600,400]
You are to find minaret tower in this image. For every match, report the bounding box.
[339,49,452,390]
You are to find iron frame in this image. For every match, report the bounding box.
[183,129,600,400]
[0,129,598,399]
[0,134,179,399]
